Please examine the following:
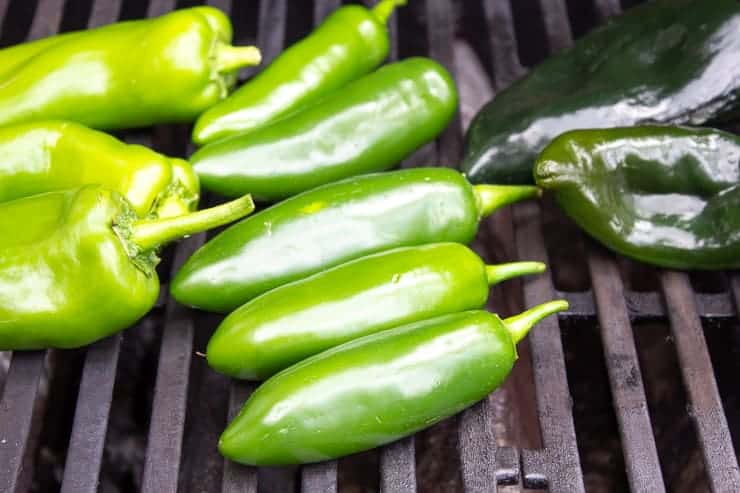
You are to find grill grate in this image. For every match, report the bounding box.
[0,1,739,492]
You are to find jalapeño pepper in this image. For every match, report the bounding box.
[0,188,254,350]
[0,7,261,129]
[534,126,740,270]
[463,0,740,184]
[207,242,545,380]
[192,58,458,201]
[171,167,540,313]
[0,121,198,218]
[219,302,568,465]
[192,0,406,145]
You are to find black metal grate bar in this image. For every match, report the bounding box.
[559,289,737,320]
[514,202,585,492]
[141,239,204,493]
[660,271,740,491]
[28,0,65,40]
[0,352,46,493]
[222,382,258,493]
[586,244,665,491]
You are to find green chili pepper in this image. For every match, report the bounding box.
[192,58,457,201]
[0,121,199,219]
[208,242,545,380]
[171,167,540,313]
[192,0,406,145]
[0,7,261,130]
[219,301,568,465]
[534,125,740,270]
[0,187,254,350]
[462,0,740,185]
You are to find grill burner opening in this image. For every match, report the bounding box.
[0,1,738,492]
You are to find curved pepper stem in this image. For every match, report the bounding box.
[485,261,546,286]
[503,300,568,344]
[131,194,255,251]
[215,43,261,73]
[473,184,541,218]
[372,0,407,24]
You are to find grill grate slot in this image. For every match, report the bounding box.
[0,1,737,492]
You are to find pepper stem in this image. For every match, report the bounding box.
[473,184,541,218]
[503,300,568,344]
[215,43,261,73]
[130,195,255,252]
[372,0,407,24]
[485,261,546,285]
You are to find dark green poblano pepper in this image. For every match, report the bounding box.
[0,121,199,219]
[535,126,740,270]
[219,302,568,465]
[0,187,254,350]
[192,0,406,145]
[208,242,545,380]
[0,7,260,130]
[171,167,540,313]
[463,0,740,184]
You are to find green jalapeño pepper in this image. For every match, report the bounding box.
[208,242,545,380]
[171,167,539,313]
[0,187,254,350]
[219,301,568,465]
[463,0,740,184]
[534,126,740,270]
[192,58,457,201]
[0,121,199,219]
[0,7,261,130]
[192,0,406,145]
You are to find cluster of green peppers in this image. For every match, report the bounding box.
[0,2,562,467]
[2,0,738,469]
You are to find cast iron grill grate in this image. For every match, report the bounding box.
[0,1,738,492]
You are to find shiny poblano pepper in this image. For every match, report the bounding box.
[0,121,199,218]
[0,7,260,129]
[192,58,457,201]
[171,167,540,313]
[463,0,740,184]
[535,126,740,270]
[219,302,568,465]
[208,242,545,380]
[0,187,254,350]
[192,0,406,145]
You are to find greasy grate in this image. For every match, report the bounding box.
[0,1,738,492]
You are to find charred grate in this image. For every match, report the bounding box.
[0,1,738,492]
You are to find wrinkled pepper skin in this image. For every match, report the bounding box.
[192,58,458,201]
[171,168,539,313]
[207,242,545,380]
[463,0,740,185]
[0,121,199,218]
[192,0,405,145]
[0,7,260,129]
[219,302,568,465]
[0,187,255,350]
[535,126,740,270]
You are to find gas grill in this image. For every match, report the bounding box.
[0,0,738,492]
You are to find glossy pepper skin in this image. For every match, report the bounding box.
[0,7,261,130]
[535,126,740,270]
[192,0,406,145]
[219,302,568,465]
[0,121,199,218]
[462,0,740,185]
[0,187,254,350]
[192,58,458,201]
[171,167,539,313]
[208,242,545,380]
